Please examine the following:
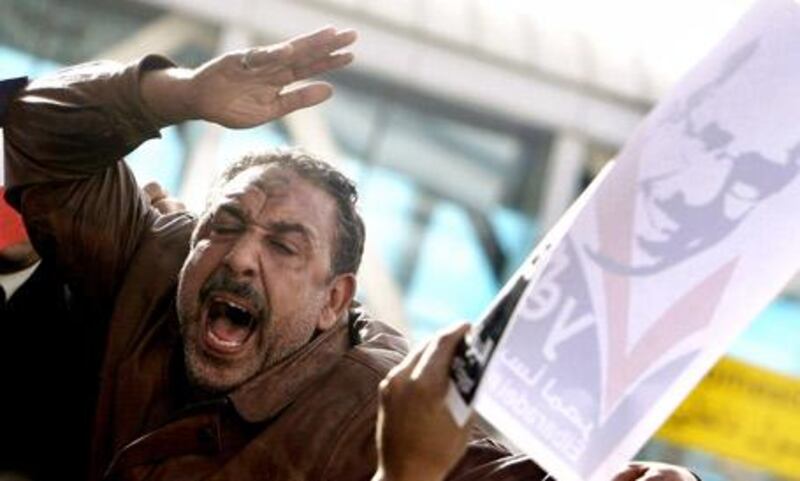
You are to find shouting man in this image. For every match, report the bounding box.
[2,27,696,481]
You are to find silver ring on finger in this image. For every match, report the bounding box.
[241,49,255,70]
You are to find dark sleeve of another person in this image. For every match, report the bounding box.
[446,430,549,481]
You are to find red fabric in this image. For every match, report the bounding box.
[0,187,28,250]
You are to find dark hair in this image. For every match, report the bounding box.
[210,148,365,277]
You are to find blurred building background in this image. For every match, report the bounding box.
[1,0,798,479]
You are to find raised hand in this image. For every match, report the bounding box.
[192,27,355,127]
[142,181,186,215]
[142,27,356,128]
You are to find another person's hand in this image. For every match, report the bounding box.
[373,323,473,481]
[613,462,699,481]
[142,182,186,215]
[142,27,356,128]
[370,322,699,481]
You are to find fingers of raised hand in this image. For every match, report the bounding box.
[242,28,356,84]
[288,27,357,63]
[241,43,294,73]
[292,52,354,81]
[274,82,333,117]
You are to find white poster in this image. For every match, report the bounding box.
[449,1,800,479]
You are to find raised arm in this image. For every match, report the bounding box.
[4,26,356,192]
[1,27,356,310]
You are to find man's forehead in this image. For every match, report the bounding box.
[215,164,338,241]
[221,164,295,197]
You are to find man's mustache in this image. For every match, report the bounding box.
[199,270,268,320]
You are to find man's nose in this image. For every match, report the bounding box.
[223,233,261,279]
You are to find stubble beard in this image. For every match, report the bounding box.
[176,284,270,395]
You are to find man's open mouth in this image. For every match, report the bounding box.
[201,295,259,356]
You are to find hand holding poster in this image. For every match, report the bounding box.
[448,0,800,479]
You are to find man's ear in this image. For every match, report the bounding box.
[317,273,357,331]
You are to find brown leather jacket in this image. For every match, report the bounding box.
[3,58,547,481]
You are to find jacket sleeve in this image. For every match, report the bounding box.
[446,434,549,481]
[2,55,176,310]
[0,76,28,127]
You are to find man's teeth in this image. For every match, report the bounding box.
[223,299,247,313]
[226,301,245,312]
[213,299,254,326]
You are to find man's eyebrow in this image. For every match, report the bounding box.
[215,204,318,246]
[217,203,247,222]
[268,221,317,245]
